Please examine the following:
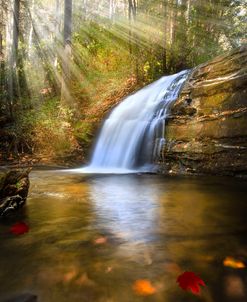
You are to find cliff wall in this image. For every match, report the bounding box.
[158,46,247,177]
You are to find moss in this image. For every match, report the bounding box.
[15,181,22,189]
[73,121,94,145]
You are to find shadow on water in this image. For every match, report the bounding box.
[0,170,247,302]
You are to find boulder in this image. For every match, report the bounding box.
[0,168,31,217]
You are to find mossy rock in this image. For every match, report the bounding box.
[0,168,31,217]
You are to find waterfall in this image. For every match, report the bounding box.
[81,70,189,173]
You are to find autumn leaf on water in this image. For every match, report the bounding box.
[10,222,29,235]
[177,271,206,295]
[223,257,245,269]
[93,236,107,245]
[133,279,156,296]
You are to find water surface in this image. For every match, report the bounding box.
[0,170,247,302]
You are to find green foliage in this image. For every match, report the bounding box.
[73,121,93,145]
[14,97,78,157]
[15,181,21,189]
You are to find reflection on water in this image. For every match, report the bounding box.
[0,171,247,302]
[89,176,159,243]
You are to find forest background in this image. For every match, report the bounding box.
[0,0,246,166]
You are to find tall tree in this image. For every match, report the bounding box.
[128,0,136,54]
[54,0,61,67]
[0,0,6,112]
[61,0,72,103]
[8,0,20,117]
[28,0,34,56]
[162,0,168,72]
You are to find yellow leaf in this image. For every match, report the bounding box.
[223,257,245,269]
[133,279,156,296]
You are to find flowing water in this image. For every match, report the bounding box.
[81,70,189,173]
[0,170,247,302]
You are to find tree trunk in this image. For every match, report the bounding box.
[168,0,178,71]
[8,0,20,117]
[0,33,2,56]
[123,0,128,18]
[128,0,137,53]
[0,31,5,106]
[28,0,34,57]
[64,0,72,48]
[12,0,20,68]
[109,0,113,20]
[54,0,61,67]
[132,0,137,19]
[128,0,139,81]
[162,0,167,73]
[169,0,177,46]
[0,1,5,102]
[186,0,191,24]
[128,0,133,54]
[61,0,72,104]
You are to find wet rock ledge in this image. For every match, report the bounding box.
[0,168,31,217]
[159,45,247,177]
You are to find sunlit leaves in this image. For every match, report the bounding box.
[177,271,206,295]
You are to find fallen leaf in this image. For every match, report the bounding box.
[177,271,206,295]
[10,222,29,235]
[63,268,77,282]
[133,279,156,296]
[223,257,245,269]
[94,236,107,245]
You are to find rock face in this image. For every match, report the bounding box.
[0,169,31,217]
[158,46,247,177]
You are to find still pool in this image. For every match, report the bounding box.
[0,170,247,302]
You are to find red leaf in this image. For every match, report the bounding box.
[177,271,205,295]
[10,222,29,235]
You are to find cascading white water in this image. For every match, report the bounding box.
[80,70,189,173]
